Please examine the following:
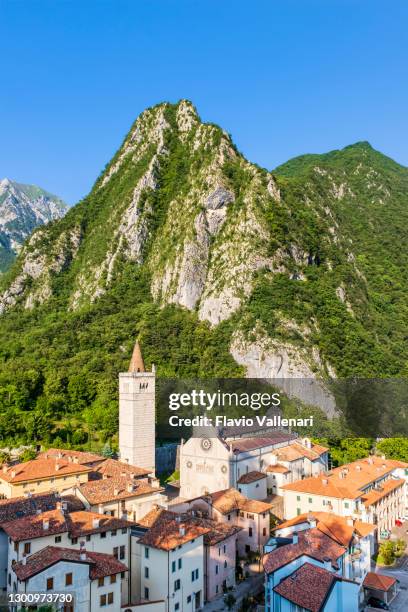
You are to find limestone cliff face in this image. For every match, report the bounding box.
[2,104,408,402]
[0,178,67,272]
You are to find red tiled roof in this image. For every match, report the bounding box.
[38,448,104,466]
[2,509,67,542]
[282,456,404,500]
[138,508,241,547]
[138,511,210,551]
[2,508,134,542]
[13,546,127,581]
[237,471,266,484]
[263,528,346,574]
[275,442,328,462]
[361,478,405,507]
[274,562,336,612]
[0,458,91,484]
[266,464,290,474]
[79,476,163,505]
[0,492,83,523]
[93,458,151,480]
[228,434,296,454]
[209,488,272,515]
[363,572,396,592]
[273,512,376,546]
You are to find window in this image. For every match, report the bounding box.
[144,587,149,600]
[120,545,125,560]
[174,579,181,591]
[247,513,254,520]
[296,508,301,516]
[175,604,180,611]
[46,577,54,591]
[110,574,116,584]
[172,561,176,573]
[216,585,219,594]
[108,593,114,605]
[249,527,253,537]
[187,595,192,603]
[86,534,91,541]
[55,536,62,543]
[218,547,221,556]
[223,545,226,554]
[263,528,267,536]
[100,594,107,607]
[344,502,349,509]
[98,577,105,587]
[224,560,227,569]
[308,497,313,504]
[296,495,301,501]
[227,514,231,521]
[144,547,149,559]
[111,529,117,536]
[71,537,78,544]
[101,531,107,539]
[23,542,31,555]
[113,547,119,559]
[65,573,73,586]
[145,567,149,578]
[216,565,219,575]
[178,558,182,569]
[122,528,127,534]
[191,569,199,581]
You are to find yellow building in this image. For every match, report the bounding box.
[0,458,91,499]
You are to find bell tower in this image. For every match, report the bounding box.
[119,341,155,473]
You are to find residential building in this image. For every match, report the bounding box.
[0,458,91,499]
[75,475,166,521]
[171,488,272,557]
[2,507,134,604]
[282,456,407,536]
[10,546,127,612]
[363,572,398,607]
[136,511,209,612]
[263,527,360,611]
[37,448,105,469]
[138,507,241,602]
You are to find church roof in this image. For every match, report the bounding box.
[128,341,145,373]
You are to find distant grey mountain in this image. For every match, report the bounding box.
[0,178,68,271]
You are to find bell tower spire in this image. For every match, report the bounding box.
[119,339,155,473]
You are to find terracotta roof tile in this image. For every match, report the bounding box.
[0,458,91,484]
[67,511,134,538]
[263,528,346,574]
[273,562,337,612]
[138,511,210,550]
[266,464,290,474]
[79,476,163,505]
[363,572,396,591]
[282,456,403,499]
[38,448,104,466]
[208,488,272,515]
[228,434,296,454]
[93,458,150,480]
[237,471,266,484]
[0,492,83,523]
[274,511,377,545]
[361,478,405,507]
[13,546,127,581]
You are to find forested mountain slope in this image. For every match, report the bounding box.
[0,100,407,446]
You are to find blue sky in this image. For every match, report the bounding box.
[1,0,407,204]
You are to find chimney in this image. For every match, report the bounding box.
[43,519,49,531]
[22,555,27,566]
[270,455,277,466]
[347,517,354,527]
[303,438,312,449]
[307,512,317,528]
[356,465,362,471]
[55,464,60,472]
[92,517,100,528]
[127,483,134,493]
[381,455,386,460]
[11,470,16,478]
[80,541,86,550]
[176,515,181,523]
[80,550,87,561]
[322,478,328,485]
[56,502,62,511]
[36,508,42,515]
[292,532,299,545]
[114,487,119,496]
[179,526,185,537]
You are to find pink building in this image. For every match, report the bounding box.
[170,488,272,557]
